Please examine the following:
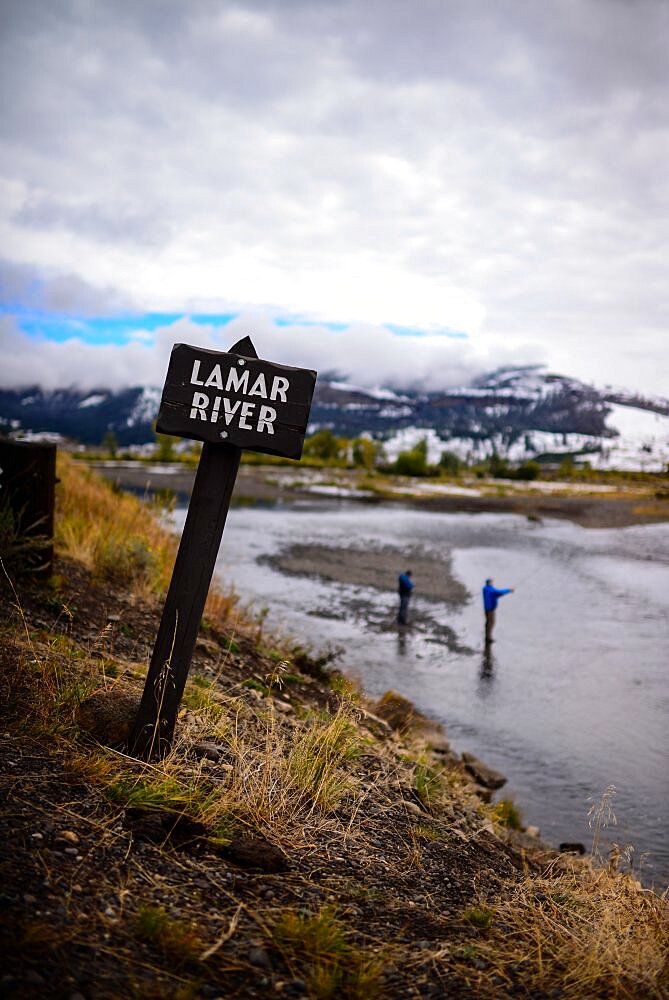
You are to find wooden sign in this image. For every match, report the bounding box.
[129,336,317,760]
[156,342,316,460]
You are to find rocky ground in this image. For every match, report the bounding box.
[1,557,667,1000]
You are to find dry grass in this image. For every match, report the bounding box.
[55,453,178,594]
[440,864,669,999]
[271,905,387,999]
[3,458,669,999]
[199,699,363,843]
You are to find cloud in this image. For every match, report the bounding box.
[0,0,668,395]
[0,312,544,393]
[0,258,134,314]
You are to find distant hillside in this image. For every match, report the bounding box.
[1,366,668,471]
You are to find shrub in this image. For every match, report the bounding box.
[514,460,541,481]
[394,439,428,477]
[438,450,461,475]
[94,537,157,587]
[492,798,523,830]
[0,499,51,575]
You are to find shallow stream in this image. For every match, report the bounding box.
[173,499,669,887]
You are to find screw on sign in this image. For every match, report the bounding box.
[129,336,317,760]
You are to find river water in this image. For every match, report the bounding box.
[174,499,669,887]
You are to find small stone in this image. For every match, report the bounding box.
[559,842,585,855]
[31,832,44,841]
[24,971,45,985]
[23,893,37,904]
[193,741,226,763]
[57,830,80,845]
[404,800,429,818]
[525,825,540,839]
[221,836,289,873]
[461,752,507,790]
[248,946,272,969]
[289,980,307,993]
[64,847,79,856]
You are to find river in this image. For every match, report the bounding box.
[172,498,669,888]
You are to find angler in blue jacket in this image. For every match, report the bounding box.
[397,570,414,626]
[482,578,514,644]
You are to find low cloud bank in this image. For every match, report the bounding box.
[0,313,544,393]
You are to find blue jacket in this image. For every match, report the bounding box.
[398,573,415,596]
[482,583,512,611]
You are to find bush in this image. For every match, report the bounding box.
[514,461,541,481]
[94,537,157,587]
[439,450,461,475]
[351,436,381,470]
[394,439,428,477]
[303,429,347,463]
[488,454,511,479]
[0,499,51,576]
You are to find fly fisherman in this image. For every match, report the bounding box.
[482,578,514,645]
[397,570,415,626]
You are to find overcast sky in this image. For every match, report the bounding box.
[1,0,668,393]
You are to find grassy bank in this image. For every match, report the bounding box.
[0,457,667,998]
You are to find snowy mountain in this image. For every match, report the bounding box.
[1,366,668,471]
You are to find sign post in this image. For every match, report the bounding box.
[129,335,316,760]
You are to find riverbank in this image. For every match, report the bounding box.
[1,457,667,998]
[91,461,669,528]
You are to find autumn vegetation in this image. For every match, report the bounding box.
[0,455,667,998]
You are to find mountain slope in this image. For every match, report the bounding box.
[1,367,668,470]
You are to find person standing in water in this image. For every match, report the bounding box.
[397,570,414,626]
[482,578,514,644]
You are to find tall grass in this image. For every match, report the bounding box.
[55,454,177,593]
[442,865,669,999]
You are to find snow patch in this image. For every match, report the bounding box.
[126,386,161,427]
[78,394,107,409]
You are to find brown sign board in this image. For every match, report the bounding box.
[156,342,317,460]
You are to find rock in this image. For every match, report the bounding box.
[122,808,208,848]
[56,830,80,845]
[424,730,451,754]
[220,836,290,873]
[272,699,293,714]
[461,752,507,790]
[75,689,140,747]
[248,946,272,969]
[525,825,541,839]
[559,842,586,855]
[359,708,392,736]
[195,637,221,658]
[193,741,227,763]
[24,971,45,985]
[374,691,419,732]
[404,800,430,818]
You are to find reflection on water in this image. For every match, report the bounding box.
[173,501,669,887]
